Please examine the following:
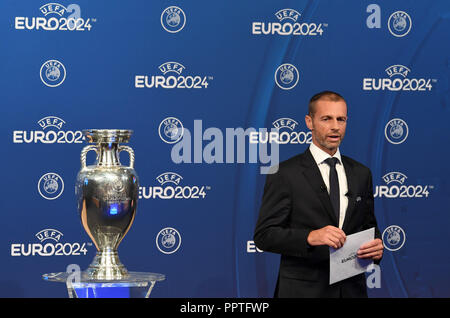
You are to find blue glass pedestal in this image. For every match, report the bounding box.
[42,271,165,298]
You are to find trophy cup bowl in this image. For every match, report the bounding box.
[75,129,138,280]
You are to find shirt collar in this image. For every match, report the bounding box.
[309,141,342,166]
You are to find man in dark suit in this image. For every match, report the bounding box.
[254,91,383,298]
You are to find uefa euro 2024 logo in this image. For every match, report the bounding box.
[248,118,312,145]
[362,64,436,92]
[252,8,327,36]
[139,172,210,200]
[10,229,90,257]
[374,171,433,199]
[13,116,84,144]
[135,62,212,89]
[14,3,96,31]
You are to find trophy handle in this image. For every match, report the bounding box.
[81,145,98,169]
[119,146,135,168]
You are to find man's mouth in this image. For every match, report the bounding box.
[327,135,341,142]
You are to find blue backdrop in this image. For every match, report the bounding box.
[1,0,450,297]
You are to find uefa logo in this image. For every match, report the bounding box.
[385,118,408,144]
[156,227,181,254]
[388,11,412,37]
[159,117,184,144]
[274,64,299,90]
[38,172,64,200]
[161,6,186,33]
[40,60,66,87]
[382,225,406,251]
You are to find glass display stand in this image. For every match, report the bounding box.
[42,271,165,298]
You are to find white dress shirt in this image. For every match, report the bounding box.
[309,142,348,229]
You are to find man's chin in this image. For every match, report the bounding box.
[323,143,341,154]
[314,141,339,155]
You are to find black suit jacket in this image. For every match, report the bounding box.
[254,148,381,298]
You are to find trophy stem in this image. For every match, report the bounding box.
[86,250,129,280]
[97,142,121,167]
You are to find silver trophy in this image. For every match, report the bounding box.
[75,129,138,280]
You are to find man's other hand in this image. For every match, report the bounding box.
[307,226,346,249]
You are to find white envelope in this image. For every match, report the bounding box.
[329,227,375,285]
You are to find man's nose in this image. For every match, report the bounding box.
[330,119,340,130]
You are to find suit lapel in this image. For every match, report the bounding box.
[299,149,338,226]
[341,156,357,232]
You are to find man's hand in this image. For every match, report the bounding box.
[307,226,346,249]
[357,238,383,260]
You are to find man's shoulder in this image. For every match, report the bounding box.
[342,154,372,175]
[280,152,305,168]
[265,152,307,175]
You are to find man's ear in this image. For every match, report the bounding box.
[305,115,313,131]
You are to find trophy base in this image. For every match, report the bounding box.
[86,250,129,280]
[42,271,165,298]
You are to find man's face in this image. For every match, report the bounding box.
[305,99,347,156]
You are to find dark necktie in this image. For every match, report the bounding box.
[325,157,340,221]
